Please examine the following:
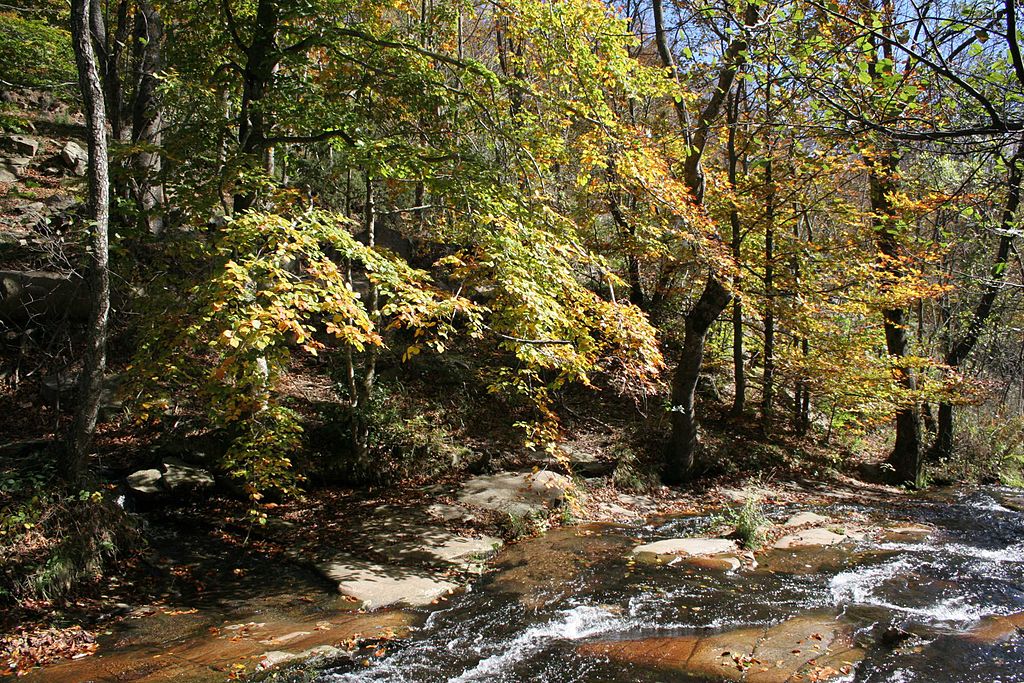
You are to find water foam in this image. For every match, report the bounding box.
[448,605,623,682]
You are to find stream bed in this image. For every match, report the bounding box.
[319,488,1024,683]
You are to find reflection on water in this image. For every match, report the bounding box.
[321,488,1024,683]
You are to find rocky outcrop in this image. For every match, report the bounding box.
[457,470,572,517]
[579,613,863,682]
[0,269,89,321]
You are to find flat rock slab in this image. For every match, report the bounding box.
[457,471,572,517]
[634,538,740,557]
[784,511,832,527]
[318,555,458,610]
[353,505,501,569]
[579,613,862,682]
[633,538,745,571]
[162,458,215,492]
[773,527,848,550]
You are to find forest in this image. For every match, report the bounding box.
[1,0,1023,680]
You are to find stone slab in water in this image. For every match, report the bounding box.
[353,504,501,569]
[457,470,572,517]
[318,555,458,610]
[773,527,847,550]
[965,611,1024,643]
[579,613,861,682]
[632,537,745,571]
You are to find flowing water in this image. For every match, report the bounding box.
[319,488,1024,683]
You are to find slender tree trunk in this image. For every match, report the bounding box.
[761,148,776,425]
[67,0,111,483]
[131,0,164,234]
[933,145,1023,460]
[727,88,745,416]
[352,170,379,460]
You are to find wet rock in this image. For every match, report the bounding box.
[491,525,630,609]
[259,644,343,669]
[579,613,862,682]
[784,511,831,527]
[457,470,572,517]
[880,524,932,542]
[633,537,746,571]
[773,527,848,550]
[318,555,458,610]
[59,141,87,176]
[126,469,163,495]
[161,458,215,492]
[965,612,1024,643]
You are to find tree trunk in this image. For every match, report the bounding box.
[67,0,111,483]
[654,0,756,482]
[867,149,922,486]
[665,276,731,483]
[727,87,745,417]
[131,0,164,234]
[761,152,775,425]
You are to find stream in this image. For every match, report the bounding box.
[319,488,1024,683]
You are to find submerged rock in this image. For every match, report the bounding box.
[579,613,862,682]
[965,612,1024,643]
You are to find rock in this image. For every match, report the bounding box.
[318,555,458,610]
[633,537,745,572]
[4,135,38,157]
[579,613,862,682]
[161,458,215,492]
[457,470,572,517]
[0,269,90,321]
[880,524,932,542]
[0,166,15,183]
[6,157,31,176]
[126,469,163,495]
[965,612,1024,643]
[46,194,79,212]
[40,371,79,402]
[426,503,477,524]
[259,645,343,670]
[784,511,832,527]
[773,527,848,550]
[59,141,87,176]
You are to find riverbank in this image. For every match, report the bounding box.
[2,463,952,681]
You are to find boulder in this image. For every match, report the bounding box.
[457,470,572,517]
[6,157,31,177]
[0,166,15,183]
[59,141,87,176]
[126,469,163,495]
[317,555,458,610]
[0,269,90,321]
[3,135,38,157]
[161,458,215,492]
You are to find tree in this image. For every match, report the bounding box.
[66,0,111,483]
